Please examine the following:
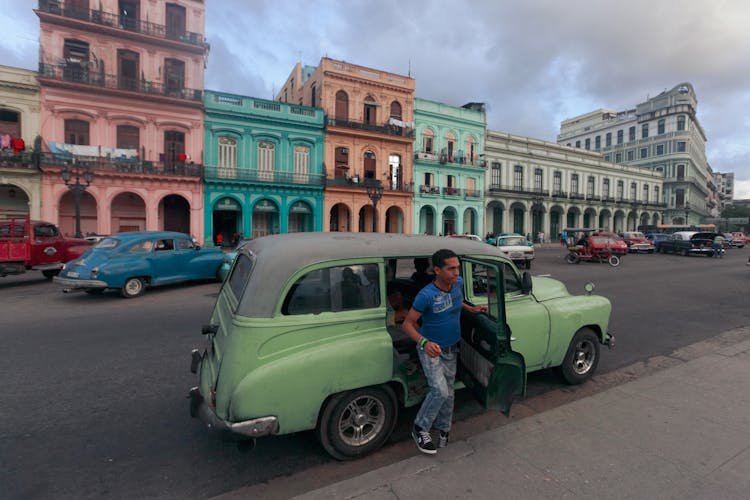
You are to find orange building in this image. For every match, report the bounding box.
[277,58,415,233]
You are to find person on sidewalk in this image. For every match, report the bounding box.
[402,249,486,454]
[712,234,725,258]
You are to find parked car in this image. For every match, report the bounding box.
[0,210,92,279]
[620,231,655,253]
[54,231,224,297]
[84,234,108,244]
[448,233,483,242]
[492,234,535,268]
[486,233,533,247]
[731,232,750,245]
[656,231,720,257]
[189,233,613,460]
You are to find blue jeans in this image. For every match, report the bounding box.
[414,347,457,433]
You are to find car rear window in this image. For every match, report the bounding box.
[228,253,255,299]
[96,237,120,250]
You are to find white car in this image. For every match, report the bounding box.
[494,235,534,269]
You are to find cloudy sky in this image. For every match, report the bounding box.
[3,0,749,197]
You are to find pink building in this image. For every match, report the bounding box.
[35,0,208,240]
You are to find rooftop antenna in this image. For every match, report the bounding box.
[408,58,411,77]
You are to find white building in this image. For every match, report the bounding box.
[557,83,711,226]
[484,130,664,239]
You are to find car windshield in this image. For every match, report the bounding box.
[498,237,526,246]
[96,237,120,250]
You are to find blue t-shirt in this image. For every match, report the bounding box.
[412,276,464,348]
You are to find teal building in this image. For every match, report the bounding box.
[203,91,325,244]
[412,99,486,235]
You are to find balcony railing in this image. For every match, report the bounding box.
[37,0,205,47]
[40,152,202,177]
[488,185,550,196]
[204,166,324,185]
[551,190,568,198]
[326,118,414,138]
[464,189,481,198]
[38,63,202,102]
[0,151,37,169]
[418,185,441,195]
[569,193,584,200]
[587,195,601,201]
[325,176,412,192]
[443,187,461,197]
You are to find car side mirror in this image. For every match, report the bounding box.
[195,244,201,250]
[521,271,532,294]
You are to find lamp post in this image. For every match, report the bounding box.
[684,201,690,227]
[365,179,384,233]
[630,201,641,231]
[61,160,93,238]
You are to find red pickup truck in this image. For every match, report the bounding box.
[0,211,92,278]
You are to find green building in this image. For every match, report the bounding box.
[203,91,325,244]
[412,99,486,235]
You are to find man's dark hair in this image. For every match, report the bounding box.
[432,248,457,268]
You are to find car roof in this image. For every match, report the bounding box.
[236,233,510,317]
[108,231,191,241]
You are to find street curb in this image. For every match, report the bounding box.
[213,325,750,500]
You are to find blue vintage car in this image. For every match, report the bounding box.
[54,231,224,298]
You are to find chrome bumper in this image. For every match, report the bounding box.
[188,387,278,439]
[53,276,108,290]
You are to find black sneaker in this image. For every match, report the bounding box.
[438,430,449,448]
[412,425,437,454]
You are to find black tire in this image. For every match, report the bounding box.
[681,248,689,257]
[121,277,145,298]
[317,385,397,461]
[560,328,600,384]
[565,252,580,264]
[608,255,620,267]
[42,269,60,279]
[525,260,532,270]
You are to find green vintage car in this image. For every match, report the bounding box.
[189,233,613,460]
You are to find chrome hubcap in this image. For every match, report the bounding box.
[573,340,595,374]
[338,395,386,447]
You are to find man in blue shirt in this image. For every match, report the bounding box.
[402,249,486,454]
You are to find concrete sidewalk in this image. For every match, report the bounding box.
[296,327,750,499]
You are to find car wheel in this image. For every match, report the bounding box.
[121,277,145,298]
[561,328,600,385]
[526,260,532,270]
[317,385,397,461]
[42,269,60,279]
[681,248,689,257]
[608,255,621,267]
[565,252,580,264]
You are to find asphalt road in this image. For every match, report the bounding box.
[1,246,749,499]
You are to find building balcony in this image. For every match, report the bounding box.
[443,187,461,197]
[204,165,324,186]
[551,190,568,198]
[40,152,203,178]
[569,193,585,200]
[464,189,481,199]
[587,195,601,201]
[0,150,37,170]
[38,63,202,102]
[36,0,206,50]
[326,117,414,138]
[488,185,549,197]
[325,176,412,192]
[418,184,441,195]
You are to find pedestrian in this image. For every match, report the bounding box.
[560,230,568,247]
[540,231,545,245]
[402,249,487,454]
[712,233,725,258]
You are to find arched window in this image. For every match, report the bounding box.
[466,136,476,164]
[294,145,310,182]
[389,154,401,190]
[389,101,402,120]
[445,132,456,161]
[258,141,275,180]
[364,150,376,179]
[422,128,434,153]
[217,137,237,177]
[364,96,377,125]
[335,90,348,120]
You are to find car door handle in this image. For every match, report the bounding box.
[510,336,517,341]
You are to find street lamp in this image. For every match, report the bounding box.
[365,179,384,233]
[61,160,93,238]
[684,202,690,227]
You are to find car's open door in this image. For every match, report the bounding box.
[458,258,526,415]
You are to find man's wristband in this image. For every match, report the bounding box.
[419,338,428,349]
